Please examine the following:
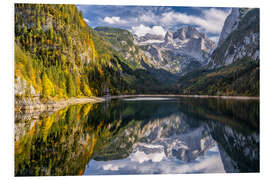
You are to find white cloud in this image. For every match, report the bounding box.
[98,8,230,37]
[160,8,230,34]
[102,164,120,171]
[201,8,231,33]
[130,150,165,163]
[84,18,90,24]
[103,16,127,24]
[131,24,166,37]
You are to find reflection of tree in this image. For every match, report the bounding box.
[15,98,259,175]
[174,98,259,133]
[172,98,259,172]
[206,120,259,173]
[15,104,99,176]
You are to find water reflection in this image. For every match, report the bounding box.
[15,97,259,176]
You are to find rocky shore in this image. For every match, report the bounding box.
[15,96,105,114]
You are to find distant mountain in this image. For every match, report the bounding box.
[136,26,216,74]
[14,4,259,98]
[95,27,179,84]
[94,27,159,69]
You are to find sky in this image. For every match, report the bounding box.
[76,5,231,43]
[83,145,225,175]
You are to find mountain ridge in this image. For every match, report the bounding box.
[136,25,216,74]
[14,4,259,100]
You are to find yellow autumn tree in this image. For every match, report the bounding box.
[82,84,93,97]
[41,72,55,97]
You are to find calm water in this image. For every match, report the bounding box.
[15,96,259,176]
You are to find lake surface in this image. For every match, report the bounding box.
[15,96,259,176]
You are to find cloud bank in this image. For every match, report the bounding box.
[77,5,230,39]
[160,8,230,34]
[131,24,166,37]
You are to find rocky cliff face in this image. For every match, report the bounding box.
[136,26,215,74]
[217,8,241,47]
[209,8,259,68]
[95,27,158,68]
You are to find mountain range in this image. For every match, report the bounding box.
[136,26,216,74]
[14,4,259,100]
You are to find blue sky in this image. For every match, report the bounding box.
[77,5,231,42]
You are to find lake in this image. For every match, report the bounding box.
[14,96,259,176]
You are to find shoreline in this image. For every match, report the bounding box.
[107,94,260,100]
[15,94,259,114]
[15,96,105,113]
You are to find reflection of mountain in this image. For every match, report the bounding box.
[15,97,259,175]
[170,98,259,172]
[90,100,215,163]
[207,120,259,172]
[134,125,216,162]
[92,109,216,163]
[89,97,259,173]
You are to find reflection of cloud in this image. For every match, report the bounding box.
[130,150,165,163]
[102,164,119,171]
[84,145,225,175]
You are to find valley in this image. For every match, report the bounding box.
[14,4,259,108]
[14,4,260,176]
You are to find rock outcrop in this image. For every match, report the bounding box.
[209,8,259,68]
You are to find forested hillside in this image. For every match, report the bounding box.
[176,58,259,96]
[15,4,160,101]
[14,4,259,100]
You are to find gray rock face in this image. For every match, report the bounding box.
[218,8,240,47]
[136,26,215,73]
[173,26,201,40]
[208,8,259,69]
[163,31,174,49]
[218,8,250,47]
[14,76,37,96]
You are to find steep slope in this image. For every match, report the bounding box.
[137,26,215,74]
[176,58,259,96]
[14,4,161,100]
[209,8,259,68]
[94,27,159,69]
[175,8,259,96]
[95,27,179,84]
